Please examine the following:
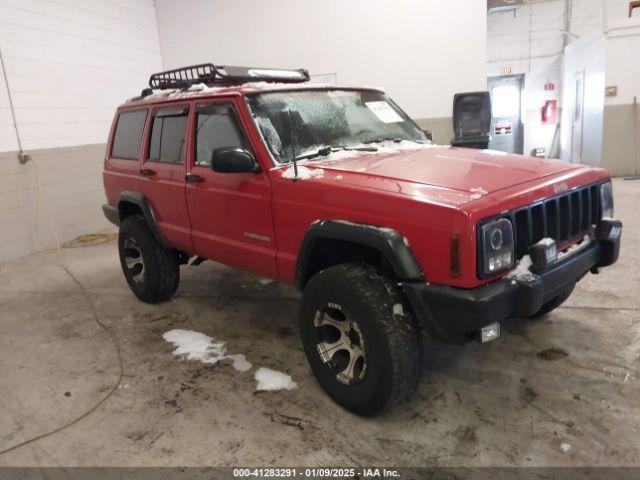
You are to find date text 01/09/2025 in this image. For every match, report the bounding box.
[232,467,401,478]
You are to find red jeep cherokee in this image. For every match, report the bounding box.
[102,64,622,415]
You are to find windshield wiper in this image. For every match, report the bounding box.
[363,137,403,145]
[293,145,377,162]
[363,137,428,145]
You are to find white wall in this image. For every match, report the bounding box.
[0,0,163,262]
[601,18,640,175]
[559,31,605,166]
[154,0,488,122]
[487,0,634,159]
[488,0,566,156]
[0,52,19,152]
[605,19,640,107]
[0,0,162,151]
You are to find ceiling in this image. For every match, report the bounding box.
[487,0,524,13]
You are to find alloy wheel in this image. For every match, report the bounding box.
[123,237,145,284]
[314,303,367,385]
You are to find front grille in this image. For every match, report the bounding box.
[510,183,601,259]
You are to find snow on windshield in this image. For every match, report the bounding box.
[247,89,428,164]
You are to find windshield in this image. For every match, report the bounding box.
[246,89,427,164]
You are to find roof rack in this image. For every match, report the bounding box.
[148,63,310,90]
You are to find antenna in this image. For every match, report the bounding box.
[287,110,299,180]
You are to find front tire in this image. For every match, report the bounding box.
[118,215,179,303]
[300,263,420,416]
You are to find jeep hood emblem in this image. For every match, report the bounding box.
[553,183,569,194]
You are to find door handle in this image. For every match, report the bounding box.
[139,168,156,177]
[186,173,204,183]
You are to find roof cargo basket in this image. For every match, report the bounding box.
[148,63,310,90]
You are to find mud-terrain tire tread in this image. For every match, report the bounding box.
[118,215,179,303]
[300,263,421,416]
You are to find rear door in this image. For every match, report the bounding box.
[185,97,277,277]
[137,103,193,252]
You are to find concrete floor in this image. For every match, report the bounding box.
[0,179,638,467]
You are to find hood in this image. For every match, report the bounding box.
[315,146,581,194]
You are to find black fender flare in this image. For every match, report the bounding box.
[296,220,423,288]
[116,191,168,247]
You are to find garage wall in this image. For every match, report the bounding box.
[558,17,640,176]
[487,0,634,160]
[559,31,605,167]
[601,19,640,176]
[154,0,488,145]
[0,0,163,262]
[488,0,566,157]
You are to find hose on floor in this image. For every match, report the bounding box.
[0,157,124,456]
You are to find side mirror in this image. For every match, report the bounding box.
[422,129,433,142]
[210,147,260,173]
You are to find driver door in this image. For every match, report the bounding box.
[185,98,278,277]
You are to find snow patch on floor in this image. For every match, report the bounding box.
[227,353,252,372]
[255,367,298,391]
[162,329,253,372]
[163,330,296,390]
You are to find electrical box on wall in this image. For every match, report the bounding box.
[541,100,557,125]
[494,122,513,135]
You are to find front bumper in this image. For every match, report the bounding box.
[403,219,622,344]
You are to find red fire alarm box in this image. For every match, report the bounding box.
[542,100,557,125]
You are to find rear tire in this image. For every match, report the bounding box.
[528,284,575,319]
[300,263,420,416]
[118,215,179,303]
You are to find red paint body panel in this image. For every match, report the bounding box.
[185,96,278,277]
[104,86,611,290]
[139,102,193,252]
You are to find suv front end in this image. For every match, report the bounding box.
[402,179,622,344]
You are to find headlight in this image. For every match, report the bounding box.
[600,181,614,219]
[480,218,514,276]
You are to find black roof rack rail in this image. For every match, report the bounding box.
[148,63,310,90]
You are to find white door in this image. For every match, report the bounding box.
[571,70,585,164]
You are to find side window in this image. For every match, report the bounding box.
[195,104,249,167]
[148,107,189,164]
[111,110,148,160]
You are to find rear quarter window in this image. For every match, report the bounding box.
[111,110,148,160]
[148,107,189,164]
